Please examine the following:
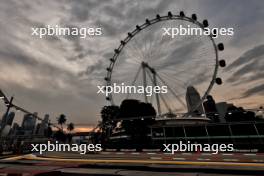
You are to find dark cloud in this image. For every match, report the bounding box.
[104,5,125,20]
[78,60,103,77]
[243,84,264,97]
[68,0,98,22]
[226,44,264,70]
[95,19,118,37]
[226,44,264,83]
[156,40,202,70]
[0,45,37,66]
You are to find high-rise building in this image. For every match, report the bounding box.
[21,113,37,135]
[9,122,20,136]
[0,112,15,136]
[203,95,219,122]
[34,123,41,135]
[0,112,8,130]
[38,114,49,136]
[185,86,204,115]
[203,95,217,112]
[6,112,15,126]
[215,102,233,123]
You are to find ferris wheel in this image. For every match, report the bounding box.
[104,11,226,117]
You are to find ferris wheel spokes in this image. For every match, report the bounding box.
[105,11,226,118]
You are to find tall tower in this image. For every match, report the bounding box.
[38,114,49,136]
[185,86,204,115]
[22,113,36,135]
[0,111,15,136]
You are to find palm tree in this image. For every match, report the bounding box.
[67,122,74,143]
[67,123,75,133]
[57,114,67,131]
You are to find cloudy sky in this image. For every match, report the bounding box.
[0,0,263,131]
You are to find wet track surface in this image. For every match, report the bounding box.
[0,151,264,175]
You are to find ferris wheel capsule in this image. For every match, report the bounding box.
[146,18,150,25]
[156,14,161,20]
[121,40,125,45]
[114,49,119,54]
[180,11,185,17]
[203,20,209,27]
[215,78,223,85]
[219,60,226,67]
[191,14,197,21]
[218,43,224,51]
[168,11,173,18]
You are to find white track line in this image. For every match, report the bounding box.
[120,149,136,152]
[115,152,125,155]
[131,152,140,155]
[147,152,157,155]
[105,149,116,152]
[142,149,160,152]
[197,158,211,161]
[223,159,239,162]
[244,153,256,156]
[173,157,186,160]
[222,153,233,156]
[150,157,162,160]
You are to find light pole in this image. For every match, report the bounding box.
[0,89,14,132]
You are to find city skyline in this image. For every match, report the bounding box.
[0,0,263,130]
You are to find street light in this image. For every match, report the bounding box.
[0,90,6,99]
[0,89,9,104]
